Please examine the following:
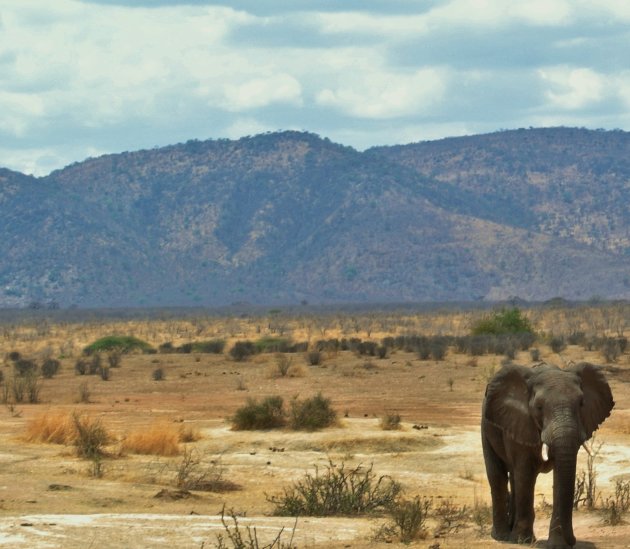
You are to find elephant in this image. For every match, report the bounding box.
[481,362,614,548]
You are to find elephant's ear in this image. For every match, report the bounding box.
[568,362,614,440]
[484,364,539,447]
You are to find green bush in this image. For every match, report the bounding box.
[269,460,401,516]
[83,335,154,355]
[255,337,291,353]
[471,307,534,336]
[229,341,257,362]
[289,393,337,431]
[190,339,226,354]
[231,396,286,430]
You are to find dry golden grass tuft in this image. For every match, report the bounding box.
[121,422,181,456]
[24,412,75,445]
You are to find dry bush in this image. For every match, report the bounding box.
[269,460,401,516]
[175,449,240,493]
[381,412,402,431]
[178,424,201,443]
[24,412,75,444]
[77,381,91,403]
[215,505,296,549]
[72,413,112,459]
[121,422,180,456]
[375,496,432,543]
[433,498,470,536]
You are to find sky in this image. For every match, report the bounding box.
[1,0,630,176]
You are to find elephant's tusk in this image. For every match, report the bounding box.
[541,443,549,462]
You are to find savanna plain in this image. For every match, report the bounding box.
[1,305,630,548]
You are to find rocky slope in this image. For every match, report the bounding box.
[1,128,629,307]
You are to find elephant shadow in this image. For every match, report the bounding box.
[533,541,597,548]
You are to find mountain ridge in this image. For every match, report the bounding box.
[2,127,629,307]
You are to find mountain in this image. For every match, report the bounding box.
[1,128,630,307]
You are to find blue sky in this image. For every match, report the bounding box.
[1,0,629,175]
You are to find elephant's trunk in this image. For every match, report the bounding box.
[548,433,579,548]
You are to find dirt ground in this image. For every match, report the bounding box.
[0,315,630,548]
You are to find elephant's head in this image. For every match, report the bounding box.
[484,362,614,547]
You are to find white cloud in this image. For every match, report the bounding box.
[224,117,276,139]
[0,0,629,174]
[426,0,573,27]
[317,68,448,119]
[539,67,606,110]
[0,91,45,136]
[222,74,302,111]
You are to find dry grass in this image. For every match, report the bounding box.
[121,421,181,456]
[24,412,75,444]
[178,424,202,443]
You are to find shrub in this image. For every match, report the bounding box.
[121,422,180,456]
[376,345,388,359]
[269,460,401,516]
[77,381,91,403]
[11,373,40,403]
[306,350,322,366]
[99,365,111,381]
[41,358,60,379]
[229,341,256,361]
[271,354,292,377]
[231,396,286,430]
[429,338,448,360]
[381,412,401,431]
[603,479,630,525]
[152,367,165,381]
[14,359,37,377]
[376,496,432,543]
[549,336,567,354]
[357,341,378,356]
[530,348,541,361]
[73,413,111,459]
[75,359,88,375]
[89,354,102,375]
[175,449,238,492]
[83,335,154,355]
[7,351,21,362]
[107,351,122,368]
[255,337,291,353]
[289,393,336,431]
[433,499,470,536]
[215,506,294,549]
[472,307,534,336]
[158,342,174,353]
[602,338,621,363]
[189,339,226,354]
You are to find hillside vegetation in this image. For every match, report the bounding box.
[1,127,629,307]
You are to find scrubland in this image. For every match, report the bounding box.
[0,303,630,547]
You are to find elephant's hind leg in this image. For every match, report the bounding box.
[482,431,510,540]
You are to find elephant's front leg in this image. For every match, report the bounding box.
[482,434,511,540]
[510,464,537,543]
